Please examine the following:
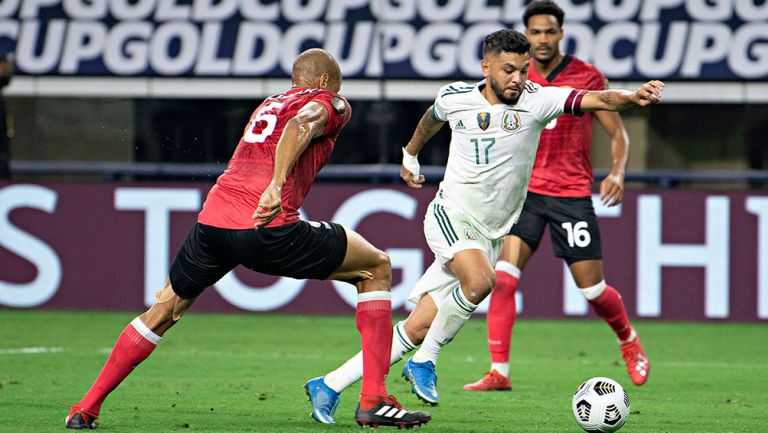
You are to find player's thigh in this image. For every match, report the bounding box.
[333,227,389,275]
[169,223,239,300]
[424,200,498,264]
[546,195,603,264]
[500,235,535,269]
[507,193,548,263]
[234,220,349,281]
[424,201,501,301]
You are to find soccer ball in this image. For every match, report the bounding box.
[571,377,630,432]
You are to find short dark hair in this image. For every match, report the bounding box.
[483,29,531,58]
[523,0,565,27]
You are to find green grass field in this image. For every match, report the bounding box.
[1,310,766,432]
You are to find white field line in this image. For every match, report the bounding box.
[0,347,65,355]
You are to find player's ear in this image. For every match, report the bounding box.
[318,73,329,89]
[480,58,490,78]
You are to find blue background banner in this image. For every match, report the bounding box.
[0,0,766,80]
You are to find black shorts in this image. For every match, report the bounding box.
[509,192,602,265]
[169,221,348,299]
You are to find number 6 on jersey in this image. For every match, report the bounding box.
[244,102,284,143]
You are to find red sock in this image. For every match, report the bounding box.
[77,319,159,416]
[487,269,518,363]
[356,297,392,409]
[589,285,632,342]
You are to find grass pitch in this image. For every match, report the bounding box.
[0,310,766,432]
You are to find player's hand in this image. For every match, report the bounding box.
[599,172,625,207]
[401,164,425,188]
[401,147,425,188]
[632,80,665,106]
[253,182,283,228]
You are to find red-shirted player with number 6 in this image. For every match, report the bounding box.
[463,1,649,393]
[65,48,430,430]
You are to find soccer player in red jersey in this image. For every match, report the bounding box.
[65,48,430,430]
[464,1,650,392]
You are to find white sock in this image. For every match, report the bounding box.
[619,328,637,345]
[491,362,510,377]
[324,321,416,393]
[412,287,477,365]
[130,317,161,344]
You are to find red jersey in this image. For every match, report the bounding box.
[198,88,351,229]
[527,55,605,197]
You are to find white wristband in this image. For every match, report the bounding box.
[402,147,420,180]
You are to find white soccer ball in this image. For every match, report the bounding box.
[571,377,630,432]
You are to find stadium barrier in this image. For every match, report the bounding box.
[1,182,766,322]
[9,160,768,187]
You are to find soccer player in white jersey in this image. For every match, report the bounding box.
[304,29,664,422]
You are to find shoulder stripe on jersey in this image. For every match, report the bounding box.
[441,88,474,97]
[564,89,587,116]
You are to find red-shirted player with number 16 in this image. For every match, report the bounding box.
[463,1,650,393]
[65,48,430,430]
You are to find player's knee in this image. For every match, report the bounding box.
[403,318,429,345]
[463,270,496,296]
[368,250,392,282]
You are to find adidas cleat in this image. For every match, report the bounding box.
[65,404,97,429]
[355,395,431,429]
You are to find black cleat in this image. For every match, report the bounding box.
[65,405,98,429]
[355,395,431,429]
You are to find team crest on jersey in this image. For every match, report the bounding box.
[331,97,346,115]
[477,112,491,130]
[464,229,478,241]
[501,111,522,132]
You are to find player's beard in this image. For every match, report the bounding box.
[489,75,521,105]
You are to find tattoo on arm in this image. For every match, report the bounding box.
[598,90,633,112]
[412,107,444,146]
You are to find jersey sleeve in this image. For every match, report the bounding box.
[432,85,451,121]
[537,86,586,124]
[313,92,352,136]
[432,81,470,121]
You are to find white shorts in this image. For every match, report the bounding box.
[407,200,504,305]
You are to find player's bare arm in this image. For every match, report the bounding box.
[254,101,329,227]
[594,106,629,207]
[401,106,446,188]
[581,80,665,112]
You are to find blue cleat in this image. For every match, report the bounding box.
[304,376,341,424]
[401,357,439,405]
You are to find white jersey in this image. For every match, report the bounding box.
[432,80,583,239]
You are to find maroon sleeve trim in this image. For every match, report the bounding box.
[572,90,586,116]
[563,89,586,116]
